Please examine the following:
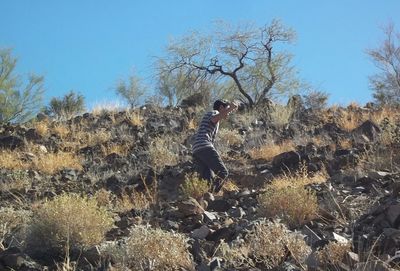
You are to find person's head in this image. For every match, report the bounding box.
[213,99,229,111]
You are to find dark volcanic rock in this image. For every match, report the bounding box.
[0,135,25,150]
[272,151,301,172]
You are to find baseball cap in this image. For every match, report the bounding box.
[213,99,230,110]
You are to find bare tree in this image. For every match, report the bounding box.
[367,22,400,106]
[157,19,302,107]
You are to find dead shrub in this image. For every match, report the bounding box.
[258,168,325,227]
[107,225,194,271]
[27,194,114,255]
[316,241,351,266]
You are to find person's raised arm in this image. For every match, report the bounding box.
[211,102,238,124]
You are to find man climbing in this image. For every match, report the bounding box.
[192,99,239,193]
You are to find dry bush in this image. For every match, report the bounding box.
[268,104,294,128]
[106,225,194,271]
[316,241,351,266]
[218,220,311,269]
[34,121,50,137]
[27,194,114,254]
[52,123,70,140]
[249,140,296,161]
[218,128,244,146]
[180,173,210,199]
[258,168,325,227]
[222,179,240,192]
[148,136,178,170]
[72,128,112,147]
[338,138,353,149]
[125,110,143,127]
[0,207,31,249]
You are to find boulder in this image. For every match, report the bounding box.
[0,135,25,150]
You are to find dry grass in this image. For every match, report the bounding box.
[218,128,244,146]
[316,241,351,266]
[338,138,353,149]
[34,121,50,137]
[268,104,294,128]
[258,168,326,227]
[101,142,131,157]
[27,194,114,254]
[249,140,296,161]
[125,110,143,127]
[95,189,152,213]
[218,220,311,269]
[222,179,240,192]
[0,147,82,174]
[52,123,70,140]
[180,173,210,199]
[106,225,194,271]
[187,118,197,130]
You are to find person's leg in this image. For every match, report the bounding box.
[193,153,213,183]
[194,148,229,193]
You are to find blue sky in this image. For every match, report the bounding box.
[1,1,399,109]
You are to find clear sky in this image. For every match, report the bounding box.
[1,0,400,109]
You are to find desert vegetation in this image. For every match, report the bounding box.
[0,18,399,271]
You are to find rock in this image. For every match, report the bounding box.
[228,207,246,219]
[203,211,218,222]
[207,199,231,212]
[344,251,359,267]
[191,225,210,239]
[302,225,322,247]
[25,128,43,141]
[206,227,235,242]
[333,232,350,244]
[352,120,381,142]
[177,197,205,217]
[0,135,25,150]
[272,151,301,172]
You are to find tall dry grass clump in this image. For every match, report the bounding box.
[27,194,114,255]
[316,241,351,267]
[249,140,296,161]
[258,168,326,227]
[105,225,194,271]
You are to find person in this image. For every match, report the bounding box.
[192,99,238,193]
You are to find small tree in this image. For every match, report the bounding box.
[302,90,329,111]
[0,48,44,123]
[367,22,400,106]
[115,73,146,108]
[158,19,304,107]
[45,91,85,120]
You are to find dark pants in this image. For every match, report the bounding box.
[193,147,229,193]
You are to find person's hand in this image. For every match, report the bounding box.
[229,101,239,111]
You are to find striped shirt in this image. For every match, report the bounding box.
[192,110,219,153]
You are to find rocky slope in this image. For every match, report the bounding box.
[0,103,399,270]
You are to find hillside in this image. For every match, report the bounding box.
[0,101,400,271]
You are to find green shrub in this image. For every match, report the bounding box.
[180,173,210,199]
